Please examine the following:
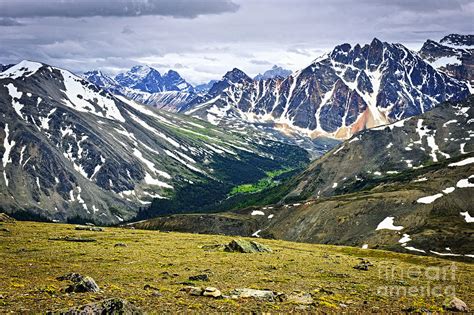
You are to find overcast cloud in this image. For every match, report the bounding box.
[0,0,472,84]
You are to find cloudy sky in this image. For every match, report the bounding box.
[0,0,472,84]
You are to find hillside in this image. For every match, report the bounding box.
[0,220,472,313]
[0,61,309,224]
[131,96,474,258]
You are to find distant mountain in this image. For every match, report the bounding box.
[114,65,194,93]
[184,38,470,139]
[83,66,196,111]
[419,33,473,91]
[254,65,292,80]
[132,95,474,259]
[0,60,309,224]
[194,80,218,93]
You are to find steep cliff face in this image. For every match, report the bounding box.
[419,34,473,91]
[185,39,470,139]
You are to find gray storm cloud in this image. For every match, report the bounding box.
[0,0,472,84]
[0,0,239,18]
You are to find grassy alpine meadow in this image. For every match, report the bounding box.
[0,220,472,313]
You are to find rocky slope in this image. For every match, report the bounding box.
[131,96,474,258]
[419,34,473,91]
[183,38,470,139]
[0,60,309,224]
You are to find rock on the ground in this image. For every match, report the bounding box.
[225,239,272,253]
[353,259,373,271]
[444,297,470,312]
[114,243,127,247]
[230,288,277,301]
[189,274,209,281]
[57,273,100,293]
[47,298,142,314]
[75,225,104,232]
[182,286,222,298]
[49,236,97,242]
[202,287,222,298]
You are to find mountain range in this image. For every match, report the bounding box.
[133,95,474,259]
[0,60,308,224]
[182,37,470,140]
[1,33,473,258]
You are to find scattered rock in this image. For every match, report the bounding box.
[182,286,204,296]
[114,243,127,247]
[0,227,10,232]
[47,298,142,314]
[85,222,95,226]
[143,284,160,291]
[225,239,272,253]
[49,236,97,242]
[444,297,470,312]
[230,288,277,301]
[202,287,222,298]
[353,259,373,271]
[0,213,15,223]
[57,273,100,293]
[182,286,222,298]
[189,274,209,282]
[75,225,104,232]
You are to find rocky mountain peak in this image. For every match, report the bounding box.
[254,65,292,81]
[223,68,251,84]
[440,34,474,47]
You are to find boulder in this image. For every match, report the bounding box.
[49,236,97,242]
[75,225,104,232]
[182,286,203,296]
[114,243,127,247]
[202,287,222,298]
[353,259,373,271]
[230,288,277,301]
[444,297,470,312]
[225,239,272,253]
[57,273,100,293]
[47,298,142,314]
[189,274,209,282]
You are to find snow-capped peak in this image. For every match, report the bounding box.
[0,60,44,80]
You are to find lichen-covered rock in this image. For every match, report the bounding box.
[230,288,277,301]
[444,297,470,312]
[202,287,222,298]
[47,298,142,314]
[57,273,100,293]
[225,239,272,253]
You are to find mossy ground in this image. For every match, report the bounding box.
[0,221,472,313]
